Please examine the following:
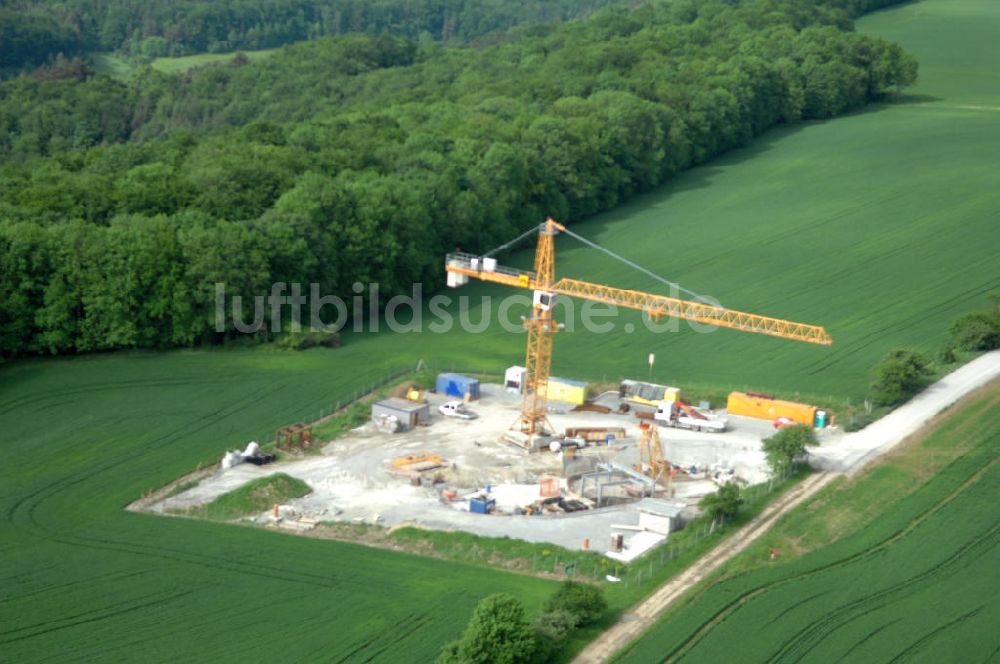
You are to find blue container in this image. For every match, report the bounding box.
[436,373,480,400]
[470,497,495,514]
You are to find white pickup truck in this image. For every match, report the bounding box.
[438,400,478,420]
[654,401,727,433]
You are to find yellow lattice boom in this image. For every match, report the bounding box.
[444,261,831,345]
[553,278,831,345]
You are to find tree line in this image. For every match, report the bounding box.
[0,0,918,356]
[865,298,1000,414]
[0,0,631,70]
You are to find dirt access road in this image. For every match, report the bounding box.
[572,350,1000,664]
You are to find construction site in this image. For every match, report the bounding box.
[151,218,840,561]
[155,378,841,558]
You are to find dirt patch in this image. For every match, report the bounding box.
[128,463,216,513]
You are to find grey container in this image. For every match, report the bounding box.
[371,398,430,432]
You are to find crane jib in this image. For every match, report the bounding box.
[444,254,831,346]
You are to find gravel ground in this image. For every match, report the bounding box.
[150,383,784,552]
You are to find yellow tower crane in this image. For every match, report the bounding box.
[445,217,831,441]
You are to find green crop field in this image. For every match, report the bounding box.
[0,351,557,661]
[303,0,1000,407]
[614,375,1000,663]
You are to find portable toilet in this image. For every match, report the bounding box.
[436,373,480,400]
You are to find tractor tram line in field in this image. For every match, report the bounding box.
[3,381,396,596]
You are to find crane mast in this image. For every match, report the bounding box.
[519,219,559,435]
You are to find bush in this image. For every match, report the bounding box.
[950,311,1000,351]
[937,344,957,365]
[699,482,743,521]
[844,412,877,432]
[543,581,607,627]
[870,348,933,406]
[276,329,341,351]
[437,594,537,664]
[533,608,577,659]
[762,424,817,476]
[531,582,607,662]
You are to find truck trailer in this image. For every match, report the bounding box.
[654,401,727,433]
[620,379,680,407]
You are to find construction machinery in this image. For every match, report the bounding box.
[445,217,832,442]
[637,422,672,485]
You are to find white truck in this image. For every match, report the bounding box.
[654,401,727,433]
[438,400,478,420]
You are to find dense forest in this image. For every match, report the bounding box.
[0,0,916,356]
[1,0,633,70]
[0,0,909,71]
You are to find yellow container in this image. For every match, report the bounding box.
[726,391,816,426]
[543,377,587,405]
